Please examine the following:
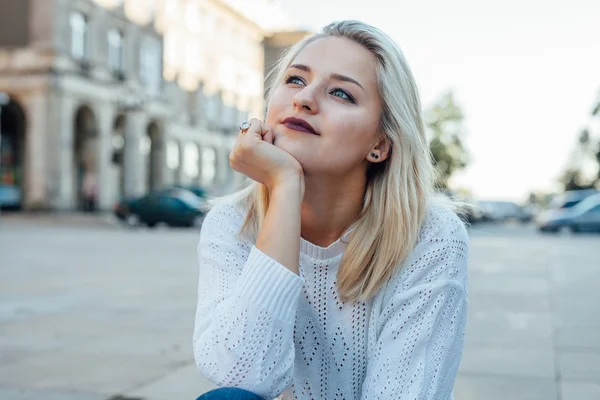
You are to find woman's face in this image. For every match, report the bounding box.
[266,36,385,176]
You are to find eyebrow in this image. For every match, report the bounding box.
[288,63,365,92]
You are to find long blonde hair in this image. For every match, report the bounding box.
[219,20,438,302]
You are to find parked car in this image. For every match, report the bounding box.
[493,201,532,223]
[113,188,207,228]
[537,193,600,233]
[473,200,531,223]
[548,189,598,210]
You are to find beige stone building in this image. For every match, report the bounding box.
[0,0,311,211]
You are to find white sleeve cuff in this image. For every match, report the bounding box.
[235,246,304,322]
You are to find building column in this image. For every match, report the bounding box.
[156,137,167,188]
[53,95,76,210]
[139,133,150,194]
[95,102,115,210]
[44,89,65,210]
[148,124,166,191]
[176,140,186,185]
[161,128,175,187]
[123,110,145,197]
[196,143,203,187]
[22,90,49,209]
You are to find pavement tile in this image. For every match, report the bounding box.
[454,374,558,400]
[555,327,600,350]
[0,320,91,353]
[553,295,600,316]
[468,292,551,314]
[560,380,600,400]
[467,275,550,296]
[68,330,193,365]
[459,344,556,379]
[558,350,600,384]
[464,310,553,346]
[0,346,39,365]
[552,307,600,329]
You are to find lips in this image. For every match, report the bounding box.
[282,117,319,135]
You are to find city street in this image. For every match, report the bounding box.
[1,216,599,400]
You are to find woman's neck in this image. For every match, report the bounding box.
[300,172,367,247]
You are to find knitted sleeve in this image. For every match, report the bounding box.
[193,203,304,399]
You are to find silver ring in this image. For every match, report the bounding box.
[239,121,251,133]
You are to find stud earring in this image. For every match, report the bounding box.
[371,153,379,160]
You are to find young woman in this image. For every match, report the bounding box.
[194,20,469,400]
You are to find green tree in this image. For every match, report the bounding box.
[590,99,600,186]
[424,91,469,189]
[559,128,600,191]
[557,94,600,191]
[559,168,593,191]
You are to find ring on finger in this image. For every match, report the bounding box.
[239,121,251,134]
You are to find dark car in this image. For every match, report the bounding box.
[538,193,600,233]
[114,188,207,228]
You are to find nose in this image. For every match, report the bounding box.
[293,86,319,114]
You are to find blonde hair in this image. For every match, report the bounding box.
[218,20,440,302]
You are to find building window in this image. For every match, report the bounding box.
[140,38,161,95]
[108,28,124,72]
[70,12,88,60]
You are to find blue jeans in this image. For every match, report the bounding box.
[196,387,264,400]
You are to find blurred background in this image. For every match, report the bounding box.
[0,0,599,399]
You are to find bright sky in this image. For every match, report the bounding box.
[278,0,600,202]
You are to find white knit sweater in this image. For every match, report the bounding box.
[193,201,469,400]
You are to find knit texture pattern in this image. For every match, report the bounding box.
[193,202,469,400]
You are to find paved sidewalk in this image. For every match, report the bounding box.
[0,221,599,399]
[0,211,120,229]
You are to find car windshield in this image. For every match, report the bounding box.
[572,194,600,215]
[550,190,598,208]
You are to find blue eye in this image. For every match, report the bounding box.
[284,75,305,85]
[330,88,356,103]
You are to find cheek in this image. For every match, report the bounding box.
[265,86,288,126]
[326,110,379,151]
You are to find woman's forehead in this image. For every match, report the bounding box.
[291,37,377,84]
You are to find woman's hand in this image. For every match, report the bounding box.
[229,118,304,193]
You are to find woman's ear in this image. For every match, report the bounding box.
[366,137,391,163]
